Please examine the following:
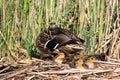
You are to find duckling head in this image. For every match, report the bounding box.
[73,51,86,60]
[87,57,94,63]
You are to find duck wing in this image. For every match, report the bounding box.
[44,34,75,50]
[44,34,85,51]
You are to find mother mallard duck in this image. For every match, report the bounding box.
[36,23,85,63]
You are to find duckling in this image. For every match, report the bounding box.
[36,22,85,60]
[75,59,84,69]
[73,51,86,60]
[88,53,110,61]
[84,57,95,69]
[54,52,65,64]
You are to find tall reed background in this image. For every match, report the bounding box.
[0,0,119,60]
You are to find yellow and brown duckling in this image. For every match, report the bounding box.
[74,55,95,69]
[74,52,109,69]
[82,52,109,69]
[84,57,95,69]
[54,52,65,64]
[75,59,84,69]
[73,51,86,60]
[36,22,85,63]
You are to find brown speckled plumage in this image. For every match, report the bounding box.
[36,23,85,61]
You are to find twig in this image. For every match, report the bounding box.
[42,64,66,68]
[114,68,120,73]
[40,69,113,75]
[94,60,120,65]
[0,66,10,73]
[102,39,111,48]
[2,68,27,80]
[31,58,44,62]
[109,74,120,79]
[28,72,49,77]
[109,58,120,62]
[81,69,113,76]
[27,75,36,80]
[0,70,14,77]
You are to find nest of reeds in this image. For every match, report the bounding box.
[0,57,120,80]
